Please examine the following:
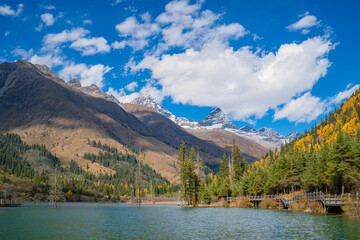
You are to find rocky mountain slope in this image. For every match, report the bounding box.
[0,60,184,181]
[121,103,261,164]
[67,78,120,104]
[0,60,240,181]
[130,95,300,150]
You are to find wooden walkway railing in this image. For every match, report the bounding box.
[221,192,360,208]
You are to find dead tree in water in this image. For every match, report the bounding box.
[48,169,65,208]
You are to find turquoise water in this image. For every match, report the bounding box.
[1,203,360,239]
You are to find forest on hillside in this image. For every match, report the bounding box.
[0,133,177,203]
[179,89,360,205]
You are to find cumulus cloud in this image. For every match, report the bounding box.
[70,37,111,55]
[125,81,138,91]
[274,84,360,123]
[115,13,160,50]
[41,13,55,26]
[43,28,90,48]
[0,3,23,16]
[42,28,111,55]
[274,92,324,123]
[328,84,360,105]
[107,87,140,103]
[114,0,247,53]
[111,40,126,49]
[59,63,113,87]
[12,48,34,59]
[287,13,320,35]
[131,36,334,121]
[29,53,65,68]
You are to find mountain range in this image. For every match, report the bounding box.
[0,59,299,183]
[130,95,300,150]
[0,59,265,182]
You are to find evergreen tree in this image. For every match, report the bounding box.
[177,143,200,205]
[232,141,242,183]
[327,130,359,194]
[218,152,229,180]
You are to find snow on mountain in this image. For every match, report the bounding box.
[257,127,283,139]
[240,126,257,133]
[198,108,238,130]
[130,94,301,149]
[283,131,301,142]
[131,94,175,121]
[130,95,202,129]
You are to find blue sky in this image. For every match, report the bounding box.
[0,0,359,135]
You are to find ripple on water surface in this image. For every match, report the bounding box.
[1,203,360,239]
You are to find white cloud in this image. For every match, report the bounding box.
[29,50,65,68]
[274,92,324,123]
[4,32,9,37]
[112,0,124,6]
[107,87,140,103]
[43,28,90,48]
[43,5,56,10]
[274,85,360,123]
[115,14,160,50]
[12,48,34,59]
[42,28,111,56]
[329,84,360,105]
[83,19,92,25]
[124,81,138,91]
[70,37,111,56]
[111,40,126,49]
[59,63,112,87]
[35,23,43,32]
[114,0,247,53]
[0,3,23,16]
[287,13,320,34]
[131,36,334,121]
[41,13,55,26]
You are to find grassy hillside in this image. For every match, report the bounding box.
[0,133,177,202]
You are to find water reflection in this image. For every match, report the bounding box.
[0,203,360,240]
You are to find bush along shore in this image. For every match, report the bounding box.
[197,192,360,217]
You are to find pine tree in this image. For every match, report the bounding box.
[178,142,188,202]
[327,130,359,194]
[218,152,229,180]
[232,141,242,183]
[177,143,200,206]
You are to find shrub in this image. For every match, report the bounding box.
[290,200,325,213]
[342,201,360,218]
[259,199,279,209]
[230,198,253,208]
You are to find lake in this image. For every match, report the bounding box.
[1,203,360,239]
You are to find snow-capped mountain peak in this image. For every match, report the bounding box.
[131,94,175,120]
[198,108,238,130]
[257,127,282,138]
[240,125,257,133]
[130,94,301,149]
[284,131,301,142]
[130,95,201,129]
